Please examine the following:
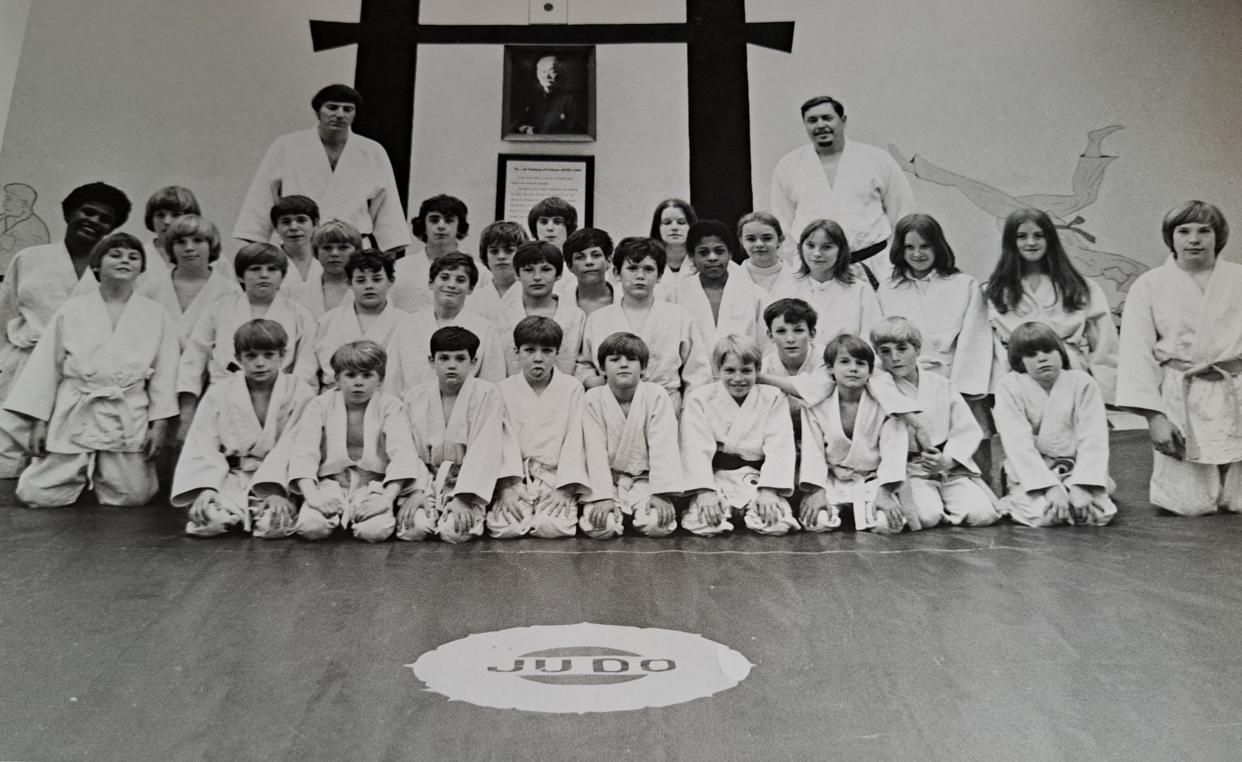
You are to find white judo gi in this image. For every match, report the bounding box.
[137,267,242,348]
[382,308,506,396]
[986,274,1119,403]
[4,291,179,507]
[891,372,1000,529]
[993,369,1116,527]
[388,250,496,317]
[800,387,909,532]
[493,289,586,378]
[580,381,684,539]
[283,389,428,542]
[877,272,992,397]
[1117,258,1242,515]
[171,373,315,537]
[314,300,407,389]
[770,271,882,346]
[577,300,712,411]
[286,272,351,321]
[177,292,319,397]
[0,243,98,475]
[401,377,521,543]
[769,140,914,260]
[679,383,799,536]
[666,272,770,354]
[489,372,590,539]
[233,128,412,252]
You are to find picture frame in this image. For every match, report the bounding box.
[495,154,594,228]
[501,45,596,142]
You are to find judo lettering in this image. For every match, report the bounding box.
[487,651,677,684]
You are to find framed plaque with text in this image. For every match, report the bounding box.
[496,154,594,228]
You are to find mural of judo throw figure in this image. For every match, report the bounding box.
[0,182,51,274]
[888,126,1145,316]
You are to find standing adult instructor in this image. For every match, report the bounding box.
[234,84,411,256]
[770,96,913,277]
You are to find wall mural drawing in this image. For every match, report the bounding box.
[888,126,1147,316]
[0,181,50,272]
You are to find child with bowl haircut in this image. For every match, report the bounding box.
[270,195,322,290]
[138,214,241,347]
[314,250,408,389]
[177,242,318,433]
[494,241,586,377]
[580,332,683,539]
[577,237,711,411]
[870,316,1000,530]
[398,326,520,543]
[680,335,800,536]
[561,227,616,316]
[288,219,362,319]
[6,232,179,507]
[172,319,316,538]
[488,316,590,539]
[384,251,505,394]
[527,196,578,248]
[283,340,428,542]
[994,321,1116,527]
[139,184,200,283]
[799,335,910,533]
[471,220,528,321]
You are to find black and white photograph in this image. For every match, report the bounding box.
[502,45,595,141]
[1,0,1241,759]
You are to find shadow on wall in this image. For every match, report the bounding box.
[889,126,1147,317]
[0,181,51,273]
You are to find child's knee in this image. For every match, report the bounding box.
[352,513,395,542]
[295,507,336,540]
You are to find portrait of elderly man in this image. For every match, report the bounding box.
[509,51,590,136]
[0,183,51,274]
[233,84,411,255]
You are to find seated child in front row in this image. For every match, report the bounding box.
[994,321,1116,527]
[870,316,1000,530]
[5,232,179,508]
[172,320,317,537]
[799,335,909,533]
[399,327,520,544]
[580,332,683,539]
[680,335,800,537]
[315,250,408,389]
[280,340,429,542]
[488,316,590,539]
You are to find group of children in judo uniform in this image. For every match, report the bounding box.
[1,180,1235,533]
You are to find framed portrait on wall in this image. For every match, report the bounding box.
[502,45,596,142]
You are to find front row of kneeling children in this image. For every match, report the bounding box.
[168,304,1116,543]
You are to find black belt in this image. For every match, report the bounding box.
[850,239,888,264]
[713,450,763,471]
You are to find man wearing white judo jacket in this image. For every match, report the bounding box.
[770,96,913,276]
[233,84,411,255]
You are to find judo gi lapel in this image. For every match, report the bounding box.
[719,384,759,454]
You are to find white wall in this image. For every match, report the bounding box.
[0,0,34,151]
[2,0,1240,277]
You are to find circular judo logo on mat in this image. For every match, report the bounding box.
[407,623,753,713]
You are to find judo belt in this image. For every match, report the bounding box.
[850,239,888,264]
[1164,357,1242,461]
[712,450,763,472]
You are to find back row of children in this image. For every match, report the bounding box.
[0,183,1233,526]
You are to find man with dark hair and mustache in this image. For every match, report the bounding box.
[770,96,914,280]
